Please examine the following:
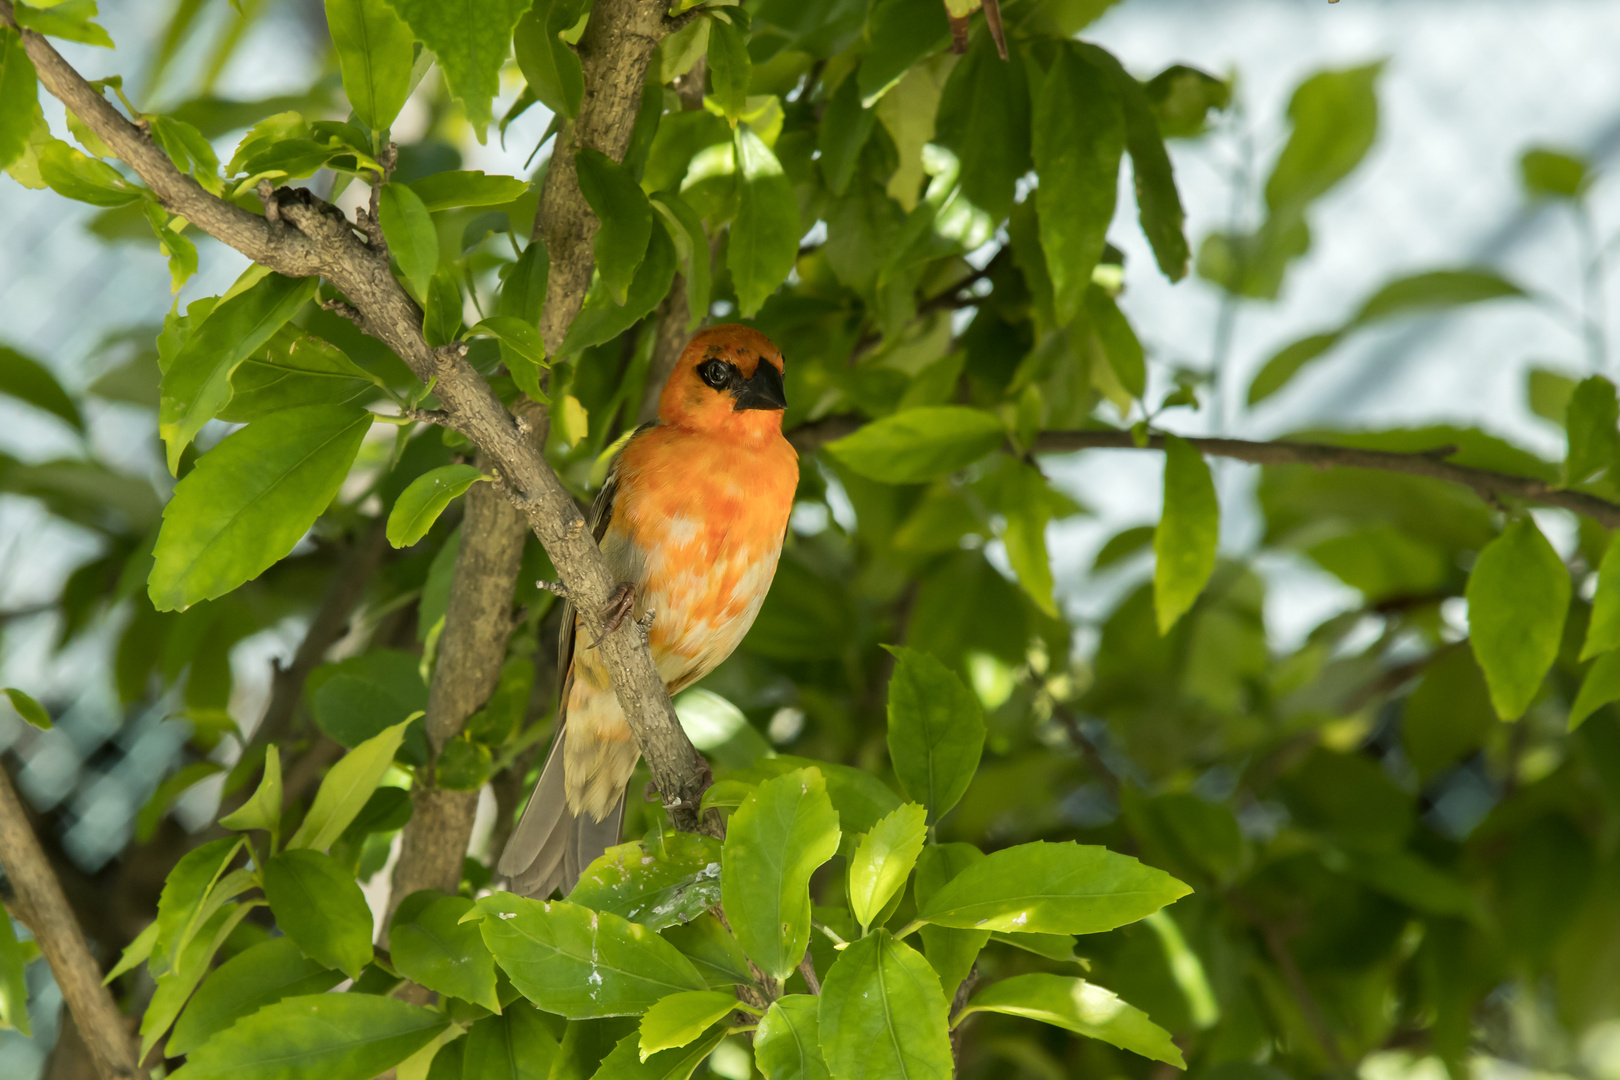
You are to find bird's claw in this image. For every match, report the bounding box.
[588,582,637,648]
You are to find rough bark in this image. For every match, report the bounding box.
[0,768,145,1080]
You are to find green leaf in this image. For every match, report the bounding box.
[325,0,414,132]
[914,844,989,999]
[39,137,139,203]
[818,930,952,1080]
[385,0,529,139]
[1352,268,1524,322]
[264,849,376,978]
[0,345,81,431]
[105,920,158,986]
[289,718,414,851]
[651,193,711,332]
[1032,47,1124,324]
[143,902,255,1057]
[590,1025,728,1080]
[884,646,985,823]
[1466,516,1571,719]
[638,991,743,1060]
[136,761,225,842]
[410,169,528,212]
[388,464,488,548]
[498,239,550,324]
[1565,375,1619,484]
[391,893,500,1011]
[933,33,1028,222]
[721,768,842,981]
[159,272,320,472]
[913,840,1191,934]
[574,147,653,307]
[167,937,345,1056]
[848,803,928,930]
[463,1002,561,1080]
[149,405,372,611]
[1085,286,1145,398]
[997,460,1060,616]
[10,0,113,48]
[960,974,1184,1067]
[477,894,707,1018]
[311,651,428,761]
[379,181,438,301]
[0,912,30,1036]
[824,406,1005,484]
[1584,532,1620,660]
[755,995,827,1080]
[2,687,50,730]
[1522,146,1590,200]
[729,126,799,318]
[1265,62,1383,216]
[705,14,750,121]
[557,219,676,358]
[568,832,723,931]
[166,993,448,1080]
[1153,434,1218,635]
[0,29,39,173]
[219,326,377,422]
[513,0,585,119]
[660,915,752,990]
[1080,43,1188,282]
[817,74,874,198]
[1246,332,1340,406]
[857,0,949,106]
[152,836,242,973]
[1572,649,1620,731]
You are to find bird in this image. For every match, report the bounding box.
[497,324,798,898]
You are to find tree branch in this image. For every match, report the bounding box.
[787,419,1620,528]
[1,1,714,834]
[0,767,146,1080]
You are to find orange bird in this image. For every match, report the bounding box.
[498,325,799,897]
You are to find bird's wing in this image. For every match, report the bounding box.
[554,422,654,684]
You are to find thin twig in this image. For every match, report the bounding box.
[786,419,1620,529]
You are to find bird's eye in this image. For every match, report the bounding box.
[699,360,732,389]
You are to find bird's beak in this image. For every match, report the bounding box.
[731,362,787,411]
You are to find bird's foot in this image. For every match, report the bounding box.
[588,582,637,648]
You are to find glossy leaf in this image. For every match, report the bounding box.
[151,836,242,973]
[638,991,743,1059]
[463,1002,561,1080]
[1153,434,1218,634]
[1032,47,1123,323]
[913,840,1191,934]
[705,14,750,121]
[288,718,413,851]
[167,937,344,1056]
[391,893,500,1011]
[411,169,529,212]
[591,1025,727,1080]
[166,993,447,1080]
[379,181,438,300]
[558,218,677,358]
[264,849,375,978]
[818,930,952,1080]
[884,646,985,822]
[220,325,376,422]
[477,894,707,1018]
[1466,516,1571,719]
[914,844,988,999]
[569,833,723,931]
[933,33,1028,222]
[729,127,799,318]
[755,995,828,1080]
[961,974,1184,1067]
[720,768,841,980]
[388,464,488,548]
[39,138,140,204]
[149,405,372,611]
[325,0,414,131]
[576,147,653,306]
[824,406,1005,484]
[0,29,38,173]
[848,802,928,930]
[159,272,319,471]
[513,0,585,119]
[387,0,529,138]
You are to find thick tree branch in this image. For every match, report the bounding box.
[0,768,145,1080]
[2,2,713,834]
[787,419,1620,528]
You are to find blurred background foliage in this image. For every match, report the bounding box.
[2,2,1620,1080]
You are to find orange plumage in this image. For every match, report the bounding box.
[498,325,798,897]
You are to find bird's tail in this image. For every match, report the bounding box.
[496,728,625,898]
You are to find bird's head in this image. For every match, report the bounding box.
[657,324,788,439]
